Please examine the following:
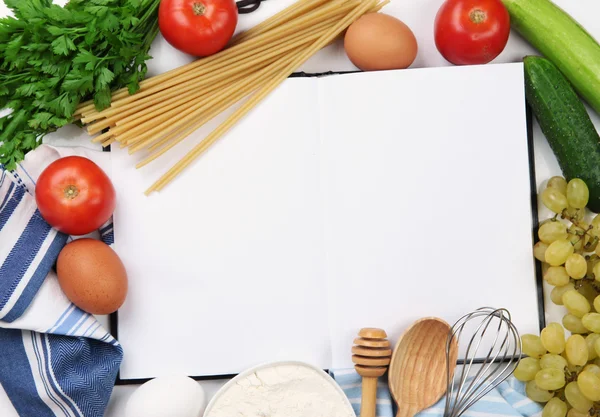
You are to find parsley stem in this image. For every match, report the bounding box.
[138,0,161,25]
[0,73,27,81]
[0,110,27,144]
[143,25,160,50]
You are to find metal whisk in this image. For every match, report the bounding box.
[444,307,522,417]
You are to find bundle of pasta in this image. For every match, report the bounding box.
[76,0,387,194]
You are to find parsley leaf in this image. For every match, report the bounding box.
[15,83,38,97]
[73,50,99,71]
[62,73,94,94]
[28,112,54,129]
[99,13,120,31]
[0,0,161,169]
[85,6,109,16]
[51,34,77,55]
[94,86,112,110]
[95,67,115,90]
[46,26,64,36]
[22,133,39,151]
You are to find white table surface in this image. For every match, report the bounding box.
[2,0,600,416]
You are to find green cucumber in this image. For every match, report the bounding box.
[502,0,600,116]
[524,56,600,213]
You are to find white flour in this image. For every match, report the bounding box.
[206,364,355,417]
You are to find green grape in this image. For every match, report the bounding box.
[592,214,600,237]
[568,409,590,417]
[543,398,568,417]
[563,314,589,334]
[548,176,568,195]
[546,239,575,266]
[552,283,575,305]
[526,380,554,403]
[522,334,547,359]
[594,295,600,313]
[563,290,591,318]
[535,242,550,262]
[542,188,569,214]
[540,353,568,371]
[535,368,565,390]
[563,351,580,372]
[586,334,600,360]
[568,410,589,417]
[587,257,599,278]
[577,370,600,401]
[568,231,586,253]
[594,263,600,281]
[515,357,542,381]
[539,222,569,244]
[542,262,550,276]
[596,244,600,256]
[592,242,600,257]
[584,364,600,378]
[577,282,598,306]
[565,381,593,413]
[595,357,600,367]
[570,221,590,237]
[566,334,589,366]
[582,313,600,333]
[571,222,593,253]
[594,337,600,358]
[565,206,587,223]
[541,323,566,354]
[544,266,571,286]
[567,179,590,209]
[567,254,588,279]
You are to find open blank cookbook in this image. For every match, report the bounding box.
[111,63,541,380]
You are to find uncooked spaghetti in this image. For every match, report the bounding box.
[76,0,388,194]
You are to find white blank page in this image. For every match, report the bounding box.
[113,64,541,379]
[113,79,331,379]
[318,64,540,368]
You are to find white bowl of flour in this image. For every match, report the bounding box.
[204,361,356,417]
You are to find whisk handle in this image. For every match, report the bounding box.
[360,377,378,417]
[395,403,420,417]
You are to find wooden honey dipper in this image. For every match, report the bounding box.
[352,328,392,417]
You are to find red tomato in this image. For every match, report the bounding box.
[434,0,510,65]
[159,0,238,57]
[35,156,116,236]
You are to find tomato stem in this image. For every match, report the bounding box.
[192,2,206,15]
[469,9,486,24]
[64,185,80,200]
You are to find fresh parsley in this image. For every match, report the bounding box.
[0,0,161,169]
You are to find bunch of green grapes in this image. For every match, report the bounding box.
[516,176,600,417]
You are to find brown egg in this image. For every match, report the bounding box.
[57,239,128,315]
[344,13,418,71]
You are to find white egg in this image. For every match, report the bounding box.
[125,375,206,417]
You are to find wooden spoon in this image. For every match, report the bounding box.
[388,317,458,417]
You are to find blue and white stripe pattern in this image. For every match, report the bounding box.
[330,369,395,417]
[330,370,542,417]
[0,145,122,417]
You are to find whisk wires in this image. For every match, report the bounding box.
[444,307,522,417]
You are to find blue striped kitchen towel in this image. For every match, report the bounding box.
[0,145,122,417]
[330,370,543,417]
